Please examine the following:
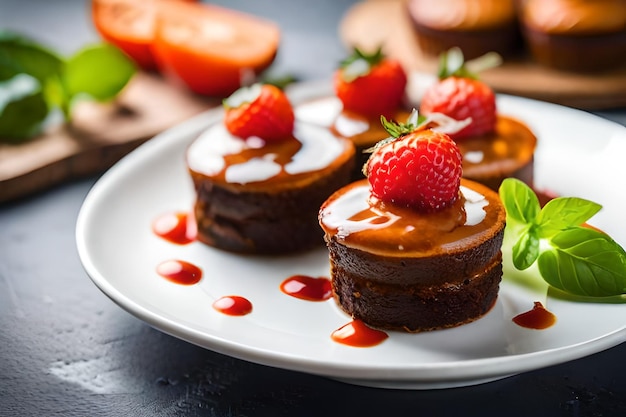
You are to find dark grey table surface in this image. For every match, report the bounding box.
[1,1,625,416]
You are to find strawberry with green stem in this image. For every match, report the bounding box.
[365,110,465,211]
[223,83,294,142]
[334,46,408,119]
[420,47,501,140]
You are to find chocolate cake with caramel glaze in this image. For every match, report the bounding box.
[295,97,412,181]
[297,97,537,192]
[459,115,537,191]
[319,178,506,332]
[187,121,355,254]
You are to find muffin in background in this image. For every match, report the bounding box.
[406,0,522,60]
[519,0,626,72]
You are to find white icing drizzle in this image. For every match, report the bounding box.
[186,120,347,184]
[293,97,343,128]
[186,124,244,176]
[460,185,488,226]
[320,186,400,238]
[321,184,488,236]
[464,150,484,164]
[224,154,282,183]
[285,122,345,175]
[334,113,370,137]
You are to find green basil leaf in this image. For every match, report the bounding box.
[64,43,135,102]
[535,197,602,238]
[0,73,48,141]
[0,31,64,85]
[538,227,626,297]
[499,178,540,225]
[512,224,540,270]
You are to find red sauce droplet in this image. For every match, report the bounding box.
[331,319,388,347]
[156,260,202,285]
[213,296,253,316]
[280,275,332,301]
[152,211,196,244]
[513,301,557,329]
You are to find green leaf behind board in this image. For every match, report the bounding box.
[0,73,48,140]
[64,43,136,103]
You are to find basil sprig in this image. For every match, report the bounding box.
[0,31,136,142]
[499,178,626,297]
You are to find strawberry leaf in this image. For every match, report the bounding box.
[538,227,626,297]
[339,46,385,83]
[437,47,502,80]
[438,47,467,79]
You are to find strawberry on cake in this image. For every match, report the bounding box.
[187,83,355,254]
[419,48,537,191]
[296,47,412,181]
[319,111,506,332]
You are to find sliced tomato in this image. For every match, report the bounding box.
[152,2,280,97]
[91,0,196,70]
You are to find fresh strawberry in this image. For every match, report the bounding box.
[420,48,498,140]
[365,111,463,211]
[223,83,294,142]
[334,47,407,118]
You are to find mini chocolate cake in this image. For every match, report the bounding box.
[406,0,522,60]
[319,178,506,332]
[520,0,626,72]
[187,121,355,254]
[294,97,412,181]
[458,115,537,191]
[329,108,413,181]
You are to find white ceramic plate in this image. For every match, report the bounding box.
[76,81,626,390]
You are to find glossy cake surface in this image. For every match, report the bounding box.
[188,120,355,254]
[459,115,537,190]
[319,178,506,332]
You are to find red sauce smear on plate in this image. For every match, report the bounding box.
[513,301,556,329]
[152,211,196,244]
[156,260,202,285]
[331,319,388,347]
[280,275,332,301]
[213,296,253,316]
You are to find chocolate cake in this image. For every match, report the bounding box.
[330,108,413,181]
[519,0,626,72]
[319,178,506,332]
[458,115,537,191]
[187,120,355,254]
[294,97,412,181]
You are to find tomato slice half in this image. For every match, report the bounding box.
[91,0,196,70]
[152,2,281,97]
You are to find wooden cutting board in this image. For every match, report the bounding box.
[0,72,216,203]
[339,0,626,109]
